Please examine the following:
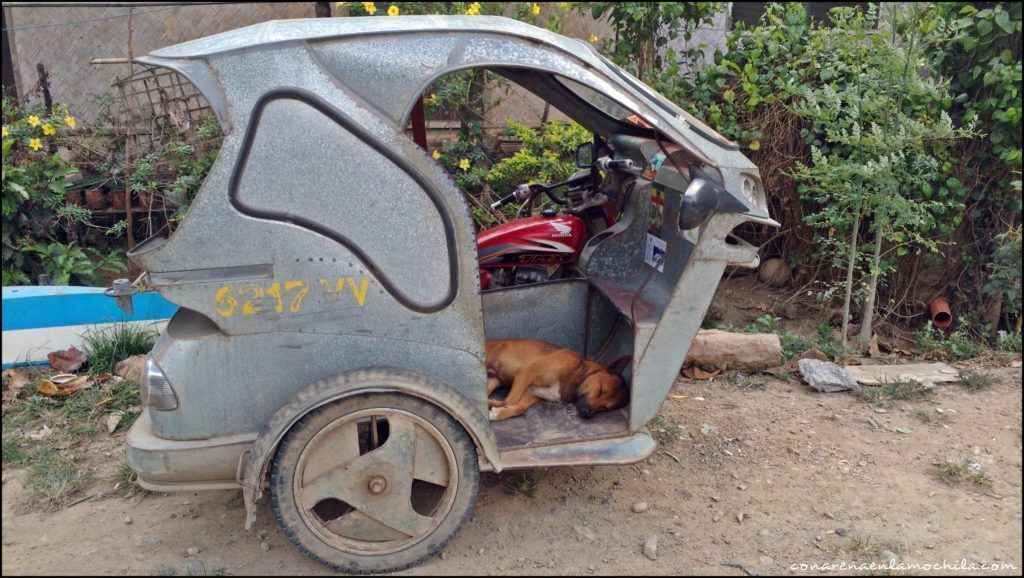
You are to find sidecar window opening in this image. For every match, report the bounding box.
[404,66,657,153]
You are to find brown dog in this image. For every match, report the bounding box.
[486,339,631,421]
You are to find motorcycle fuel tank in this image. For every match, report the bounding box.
[477,214,586,268]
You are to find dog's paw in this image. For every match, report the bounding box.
[488,399,505,409]
[488,407,503,421]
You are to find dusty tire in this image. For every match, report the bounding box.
[270,392,479,574]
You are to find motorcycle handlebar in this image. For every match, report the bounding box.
[490,158,631,211]
[490,184,534,210]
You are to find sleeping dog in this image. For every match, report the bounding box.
[485,339,631,421]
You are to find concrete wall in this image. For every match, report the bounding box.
[4,3,731,126]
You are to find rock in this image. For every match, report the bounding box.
[260,541,270,552]
[684,330,782,370]
[440,551,449,561]
[632,501,649,513]
[573,525,597,542]
[798,359,859,392]
[873,407,887,414]
[823,511,835,520]
[880,550,899,564]
[155,565,177,577]
[758,258,791,287]
[124,514,132,525]
[185,547,200,557]
[643,535,658,560]
[759,555,774,566]
[184,559,206,576]
[115,354,147,383]
[737,484,748,491]
[758,529,773,538]
[835,527,847,536]
[736,512,746,523]
[852,416,879,430]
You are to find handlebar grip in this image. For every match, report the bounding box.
[596,157,635,171]
[490,191,518,210]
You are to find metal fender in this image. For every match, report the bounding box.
[240,368,500,529]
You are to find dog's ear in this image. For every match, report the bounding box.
[606,355,632,375]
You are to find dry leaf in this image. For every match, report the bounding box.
[682,367,722,380]
[2,369,31,404]
[106,413,122,434]
[37,375,93,397]
[48,346,87,372]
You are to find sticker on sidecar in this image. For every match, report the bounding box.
[648,185,665,236]
[644,233,666,273]
[213,276,371,318]
[642,151,666,180]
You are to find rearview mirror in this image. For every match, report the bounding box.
[575,142,594,168]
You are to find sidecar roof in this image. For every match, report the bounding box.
[138,16,762,190]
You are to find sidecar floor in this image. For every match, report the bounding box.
[489,397,629,451]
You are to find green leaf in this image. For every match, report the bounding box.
[994,11,1013,34]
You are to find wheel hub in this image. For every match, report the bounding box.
[368,475,387,494]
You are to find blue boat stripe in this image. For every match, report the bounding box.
[2,290,179,331]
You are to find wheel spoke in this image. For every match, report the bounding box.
[413,427,450,486]
[300,418,361,487]
[326,510,408,542]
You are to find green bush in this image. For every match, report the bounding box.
[2,97,125,285]
[486,121,592,194]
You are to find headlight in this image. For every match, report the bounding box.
[140,357,178,411]
[740,175,759,206]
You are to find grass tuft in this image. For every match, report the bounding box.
[81,323,157,375]
[850,377,933,408]
[936,457,992,486]
[958,369,996,391]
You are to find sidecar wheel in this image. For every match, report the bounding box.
[270,392,479,574]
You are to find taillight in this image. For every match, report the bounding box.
[140,357,178,410]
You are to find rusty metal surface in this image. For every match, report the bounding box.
[489,401,628,451]
[481,427,656,472]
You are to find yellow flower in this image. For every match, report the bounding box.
[465,2,480,15]
[432,150,442,160]
[531,3,540,15]
[362,2,377,14]
[28,138,42,151]
[748,139,760,151]
[1,126,8,138]
[458,158,470,171]
[387,4,398,16]
[589,34,599,44]
[424,93,437,105]
[42,123,56,136]
[64,115,76,129]
[26,115,40,127]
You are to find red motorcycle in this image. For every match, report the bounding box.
[477,156,634,289]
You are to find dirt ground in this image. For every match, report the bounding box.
[3,275,1022,575]
[3,362,1022,576]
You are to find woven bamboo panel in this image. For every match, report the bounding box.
[6,3,313,121]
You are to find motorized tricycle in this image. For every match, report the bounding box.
[118,15,776,573]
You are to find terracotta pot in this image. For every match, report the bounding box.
[928,296,953,329]
[66,189,84,206]
[84,188,108,210]
[111,190,127,211]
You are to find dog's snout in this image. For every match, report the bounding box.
[576,397,593,419]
